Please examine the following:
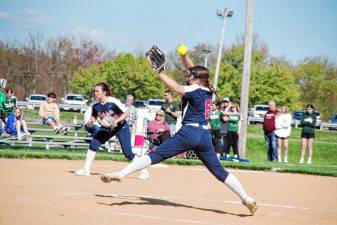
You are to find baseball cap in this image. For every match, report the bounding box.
[223,97,230,102]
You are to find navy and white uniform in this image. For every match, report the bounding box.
[89,97,135,161]
[148,84,229,182]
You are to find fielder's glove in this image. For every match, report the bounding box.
[145,45,166,74]
[100,116,117,129]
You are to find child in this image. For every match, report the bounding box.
[226,104,241,159]
[5,107,31,141]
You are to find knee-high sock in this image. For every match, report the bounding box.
[120,155,152,177]
[84,149,96,171]
[224,173,248,201]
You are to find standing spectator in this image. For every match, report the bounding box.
[274,106,292,163]
[263,100,278,161]
[4,88,17,118]
[208,102,223,159]
[0,80,8,136]
[161,90,181,135]
[4,107,31,140]
[299,104,317,164]
[226,104,241,159]
[125,94,137,134]
[147,110,170,146]
[220,97,231,158]
[39,92,68,135]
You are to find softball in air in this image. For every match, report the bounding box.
[177,44,188,56]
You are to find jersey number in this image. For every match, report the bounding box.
[204,99,212,119]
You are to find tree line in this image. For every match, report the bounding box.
[1,33,336,120]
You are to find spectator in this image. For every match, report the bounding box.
[147,110,170,146]
[0,80,7,135]
[274,105,292,163]
[226,104,241,159]
[125,94,137,134]
[263,100,278,161]
[39,92,68,135]
[4,88,17,118]
[208,102,223,159]
[4,107,31,141]
[220,97,231,158]
[161,90,181,135]
[299,104,317,164]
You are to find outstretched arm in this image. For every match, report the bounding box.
[180,54,194,71]
[158,72,185,96]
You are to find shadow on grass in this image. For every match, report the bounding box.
[95,194,251,217]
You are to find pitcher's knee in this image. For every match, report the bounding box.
[89,139,101,152]
[148,151,165,165]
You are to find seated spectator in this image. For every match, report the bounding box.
[4,107,31,140]
[39,92,68,134]
[147,110,170,146]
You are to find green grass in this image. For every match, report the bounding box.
[2,112,337,176]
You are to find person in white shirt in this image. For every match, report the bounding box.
[274,106,292,163]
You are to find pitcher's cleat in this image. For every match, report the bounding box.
[242,197,258,215]
[75,168,90,176]
[100,172,124,183]
[138,169,150,180]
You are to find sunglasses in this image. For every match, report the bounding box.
[156,114,163,117]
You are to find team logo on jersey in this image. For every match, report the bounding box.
[204,99,212,119]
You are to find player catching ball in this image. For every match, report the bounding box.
[100,45,257,215]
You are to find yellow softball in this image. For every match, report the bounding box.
[177,44,188,56]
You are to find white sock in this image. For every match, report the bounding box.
[120,155,152,177]
[224,173,248,201]
[84,149,96,172]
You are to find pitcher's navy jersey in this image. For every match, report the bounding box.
[181,84,212,126]
[92,97,127,123]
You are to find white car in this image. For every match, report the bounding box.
[25,94,47,109]
[252,104,269,118]
[61,94,88,112]
[147,99,165,110]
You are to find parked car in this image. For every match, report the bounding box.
[134,100,148,108]
[292,110,321,128]
[329,113,337,130]
[25,94,47,109]
[147,99,165,110]
[252,105,269,118]
[61,94,88,112]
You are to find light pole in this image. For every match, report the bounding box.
[202,48,212,68]
[213,8,233,91]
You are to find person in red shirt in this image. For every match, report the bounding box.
[263,100,278,161]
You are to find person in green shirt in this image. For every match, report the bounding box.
[4,88,17,118]
[208,102,223,159]
[226,103,241,159]
[161,90,181,135]
[299,104,317,164]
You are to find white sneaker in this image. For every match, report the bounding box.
[242,196,258,215]
[284,157,288,163]
[299,158,304,164]
[75,168,90,176]
[138,169,150,180]
[61,126,69,135]
[307,159,312,164]
[278,158,282,163]
[17,134,23,141]
[101,172,124,183]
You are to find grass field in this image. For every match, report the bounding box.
[2,110,337,177]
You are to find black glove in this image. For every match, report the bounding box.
[145,45,166,74]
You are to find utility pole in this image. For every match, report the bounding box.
[202,48,212,68]
[213,8,233,91]
[239,0,254,159]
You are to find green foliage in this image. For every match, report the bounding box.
[294,57,337,119]
[71,64,104,98]
[102,53,166,99]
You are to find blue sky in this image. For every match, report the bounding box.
[1,0,336,63]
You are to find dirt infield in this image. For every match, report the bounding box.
[0,159,336,225]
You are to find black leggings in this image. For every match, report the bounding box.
[226,131,239,156]
[211,129,222,154]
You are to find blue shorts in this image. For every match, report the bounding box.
[148,125,229,182]
[43,116,57,125]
